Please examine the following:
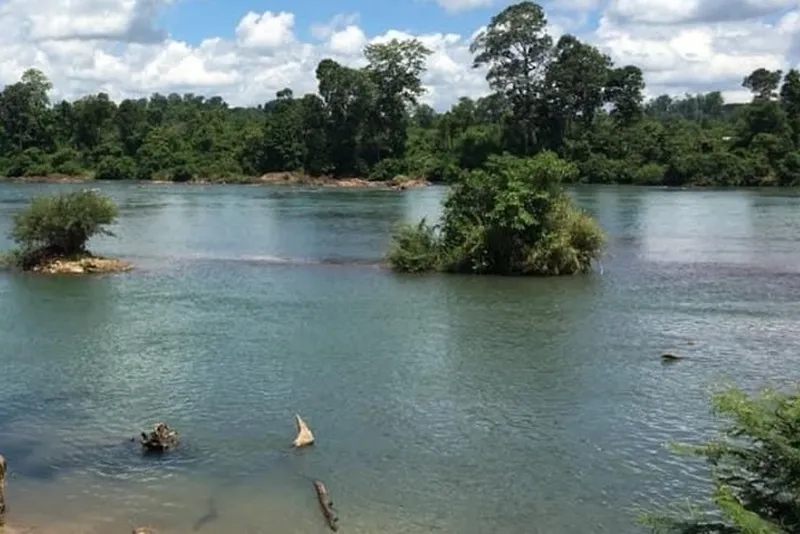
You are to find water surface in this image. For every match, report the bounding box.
[1,183,799,533]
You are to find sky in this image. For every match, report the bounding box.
[0,0,798,110]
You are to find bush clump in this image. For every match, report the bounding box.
[646,387,800,533]
[386,151,605,275]
[7,189,118,269]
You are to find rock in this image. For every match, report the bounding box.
[661,352,685,361]
[292,414,315,448]
[31,256,131,275]
[140,422,179,452]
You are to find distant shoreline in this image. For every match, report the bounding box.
[0,173,432,190]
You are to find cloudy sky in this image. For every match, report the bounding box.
[0,0,798,109]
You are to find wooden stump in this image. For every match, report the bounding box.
[140,422,179,452]
[292,414,315,448]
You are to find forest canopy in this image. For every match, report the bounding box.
[0,1,798,187]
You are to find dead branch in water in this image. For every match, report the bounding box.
[313,480,339,532]
[0,453,7,525]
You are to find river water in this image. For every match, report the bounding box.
[0,182,799,534]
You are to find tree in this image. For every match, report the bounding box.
[744,68,783,100]
[780,69,800,148]
[7,190,118,269]
[606,66,645,124]
[0,68,54,154]
[647,387,800,534]
[363,38,431,162]
[470,1,553,155]
[387,152,605,275]
[540,34,611,149]
[316,58,374,175]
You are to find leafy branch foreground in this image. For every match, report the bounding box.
[647,388,800,534]
[387,152,605,276]
[4,189,121,272]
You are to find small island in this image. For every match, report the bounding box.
[387,152,605,276]
[1,189,130,275]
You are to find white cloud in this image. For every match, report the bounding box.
[235,11,296,50]
[607,0,797,25]
[328,26,368,56]
[594,6,798,98]
[0,0,797,111]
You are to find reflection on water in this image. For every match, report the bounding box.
[0,183,799,533]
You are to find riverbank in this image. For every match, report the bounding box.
[0,173,431,189]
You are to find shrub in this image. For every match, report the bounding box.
[645,387,800,533]
[8,189,118,269]
[387,152,605,276]
[386,219,440,273]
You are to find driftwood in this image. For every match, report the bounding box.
[0,453,6,525]
[313,480,338,532]
[140,422,179,452]
[292,414,315,448]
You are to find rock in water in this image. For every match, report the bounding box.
[661,352,685,361]
[140,422,179,452]
[292,414,315,448]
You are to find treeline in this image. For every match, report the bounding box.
[1,1,798,186]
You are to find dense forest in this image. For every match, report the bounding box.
[0,1,798,187]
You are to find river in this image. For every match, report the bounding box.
[0,182,799,533]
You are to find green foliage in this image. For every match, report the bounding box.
[647,387,800,534]
[95,155,136,180]
[0,3,798,187]
[388,152,605,276]
[386,219,441,273]
[8,190,118,269]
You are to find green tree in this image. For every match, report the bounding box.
[470,1,552,155]
[8,190,118,269]
[647,387,800,534]
[363,38,431,162]
[606,66,645,124]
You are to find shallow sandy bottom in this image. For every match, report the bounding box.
[4,472,452,534]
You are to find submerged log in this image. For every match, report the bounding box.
[140,422,179,452]
[313,480,339,532]
[0,453,6,525]
[292,414,315,448]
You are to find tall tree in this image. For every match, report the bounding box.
[363,38,431,162]
[780,69,800,148]
[605,66,645,124]
[540,34,611,150]
[470,1,552,155]
[743,68,783,100]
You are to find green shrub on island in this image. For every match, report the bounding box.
[645,387,800,533]
[387,152,605,276]
[6,189,118,270]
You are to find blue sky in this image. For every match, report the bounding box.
[1,0,797,108]
[160,0,533,44]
